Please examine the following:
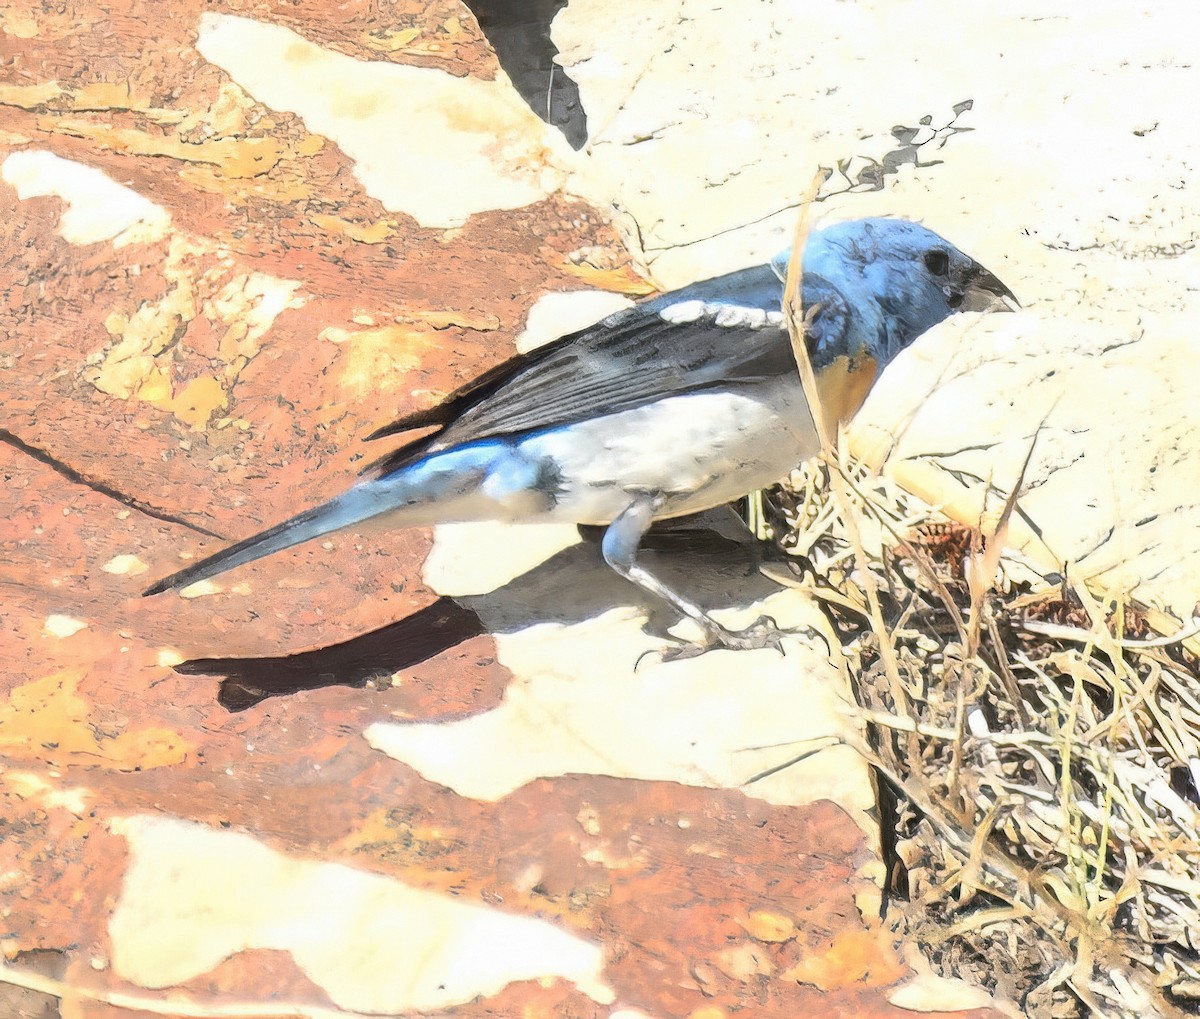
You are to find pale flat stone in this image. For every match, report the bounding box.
[42,614,87,638]
[101,554,148,577]
[195,13,578,228]
[554,0,1200,289]
[108,814,614,1013]
[2,150,171,247]
[177,578,222,599]
[422,520,582,597]
[515,290,633,353]
[852,303,1200,622]
[368,568,873,819]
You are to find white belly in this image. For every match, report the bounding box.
[515,377,818,524]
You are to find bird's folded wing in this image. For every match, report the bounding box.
[364,265,849,477]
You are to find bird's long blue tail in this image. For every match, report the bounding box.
[142,442,506,596]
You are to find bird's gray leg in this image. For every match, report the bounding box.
[601,497,713,630]
[601,496,794,660]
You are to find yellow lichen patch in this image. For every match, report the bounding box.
[170,375,228,430]
[295,134,326,157]
[95,354,156,401]
[738,909,797,943]
[403,19,466,57]
[134,363,174,405]
[178,162,313,203]
[129,77,325,199]
[0,75,186,120]
[88,236,305,429]
[1,15,40,39]
[330,324,439,397]
[360,26,423,52]
[554,258,657,296]
[782,927,906,991]
[309,212,396,244]
[712,943,774,981]
[175,80,257,137]
[0,670,189,771]
[333,808,405,854]
[40,117,285,179]
[88,282,194,401]
[71,79,139,110]
[0,80,63,108]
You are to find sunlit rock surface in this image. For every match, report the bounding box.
[2,0,1196,1015]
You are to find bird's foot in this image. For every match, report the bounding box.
[650,614,823,664]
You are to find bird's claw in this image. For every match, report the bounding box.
[646,614,822,664]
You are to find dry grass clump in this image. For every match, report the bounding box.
[766,461,1200,1018]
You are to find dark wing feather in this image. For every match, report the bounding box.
[365,265,850,477]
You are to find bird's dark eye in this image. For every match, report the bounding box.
[946,291,964,309]
[924,249,950,276]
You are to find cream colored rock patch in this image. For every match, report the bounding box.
[101,554,148,577]
[553,0,1200,292]
[178,578,222,599]
[203,270,306,366]
[4,772,89,817]
[852,304,1200,622]
[42,614,87,639]
[109,814,614,1013]
[553,0,968,286]
[1,149,171,247]
[422,520,582,597]
[367,584,870,817]
[515,290,634,353]
[195,12,577,228]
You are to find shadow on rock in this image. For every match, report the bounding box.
[177,521,788,711]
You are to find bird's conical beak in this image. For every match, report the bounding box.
[960,264,1020,312]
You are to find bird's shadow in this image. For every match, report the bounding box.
[177,520,791,711]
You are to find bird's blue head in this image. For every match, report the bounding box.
[772,217,1017,372]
